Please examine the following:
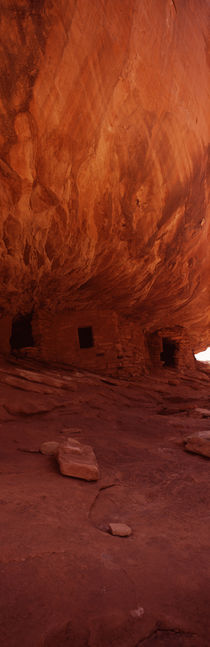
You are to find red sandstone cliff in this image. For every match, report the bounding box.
[0,0,210,349]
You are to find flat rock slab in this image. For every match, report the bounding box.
[184,431,210,458]
[56,438,99,480]
[108,523,132,537]
[40,441,59,456]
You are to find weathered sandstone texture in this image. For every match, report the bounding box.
[0,1,210,369]
[56,437,99,480]
[1,359,210,646]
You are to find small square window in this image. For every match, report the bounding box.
[78,326,94,349]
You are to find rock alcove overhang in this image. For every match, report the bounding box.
[0,0,209,351]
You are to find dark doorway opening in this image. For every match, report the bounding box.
[160,337,179,368]
[78,326,94,349]
[10,312,34,350]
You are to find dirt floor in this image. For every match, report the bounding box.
[0,356,209,646]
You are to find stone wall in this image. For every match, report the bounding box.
[32,310,195,376]
[146,327,195,371]
[32,309,148,376]
[0,309,195,376]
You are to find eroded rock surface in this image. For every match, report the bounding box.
[0,1,209,351]
[0,359,209,646]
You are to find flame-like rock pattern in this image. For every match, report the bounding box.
[0,0,210,349]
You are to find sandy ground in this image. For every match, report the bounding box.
[0,357,209,646]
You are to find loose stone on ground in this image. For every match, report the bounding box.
[40,441,59,456]
[184,431,210,458]
[56,437,100,480]
[108,523,132,537]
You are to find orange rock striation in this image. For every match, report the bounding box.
[0,0,210,366]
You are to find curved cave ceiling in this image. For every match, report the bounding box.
[0,0,210,347]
